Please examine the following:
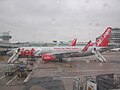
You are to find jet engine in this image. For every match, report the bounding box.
[42,54,55,61]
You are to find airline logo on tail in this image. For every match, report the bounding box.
[96,27,112,47]
[71,38,77,46]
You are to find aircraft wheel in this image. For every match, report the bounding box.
[59,58,63,62]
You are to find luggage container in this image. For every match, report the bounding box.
[4,64,17,76]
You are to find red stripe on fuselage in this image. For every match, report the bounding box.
[54,47,79,50]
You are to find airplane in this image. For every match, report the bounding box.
[70,38,77,46]
[7,38,77,63]
[7,27,112,64]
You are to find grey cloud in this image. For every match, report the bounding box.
[0,0,120,42]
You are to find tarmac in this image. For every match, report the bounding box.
[0,52,120,90]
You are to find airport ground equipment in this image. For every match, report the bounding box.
[4,64,17,76]
[96,73,120,90]
[73,77,81,90]
[26,64,33,72]
[92,49,107,62]
[73,74,120,90]
[72,76,96,90]
[18,61,27,77]
[8,48,20,64]
[86,80,97,90]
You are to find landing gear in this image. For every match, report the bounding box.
[59,58,63,62]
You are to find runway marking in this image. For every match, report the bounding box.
[6,75,18,85]
[0,75,5,80]
[23,72,32,83]
[65,70,120,72]
[61,69,118,72]
[41,69,120,73]
[61,76,75,79]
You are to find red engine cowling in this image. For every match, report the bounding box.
[42,54,55,61]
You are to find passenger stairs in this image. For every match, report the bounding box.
[8,49,20,64]
[92,50,107,63]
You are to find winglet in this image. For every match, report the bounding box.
[82,40,91,52]
[71,38,77,46]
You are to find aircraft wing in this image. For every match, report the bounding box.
[34,49,79,58]
[53,50,78,54]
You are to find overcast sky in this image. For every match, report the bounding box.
[0,0,120,42]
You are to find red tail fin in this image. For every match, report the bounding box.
[71,38,77,46]
[96,27,112,47]
[82,40,91,52]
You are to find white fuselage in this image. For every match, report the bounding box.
[15,46,103,58]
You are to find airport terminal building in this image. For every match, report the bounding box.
[109,28,120,48]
